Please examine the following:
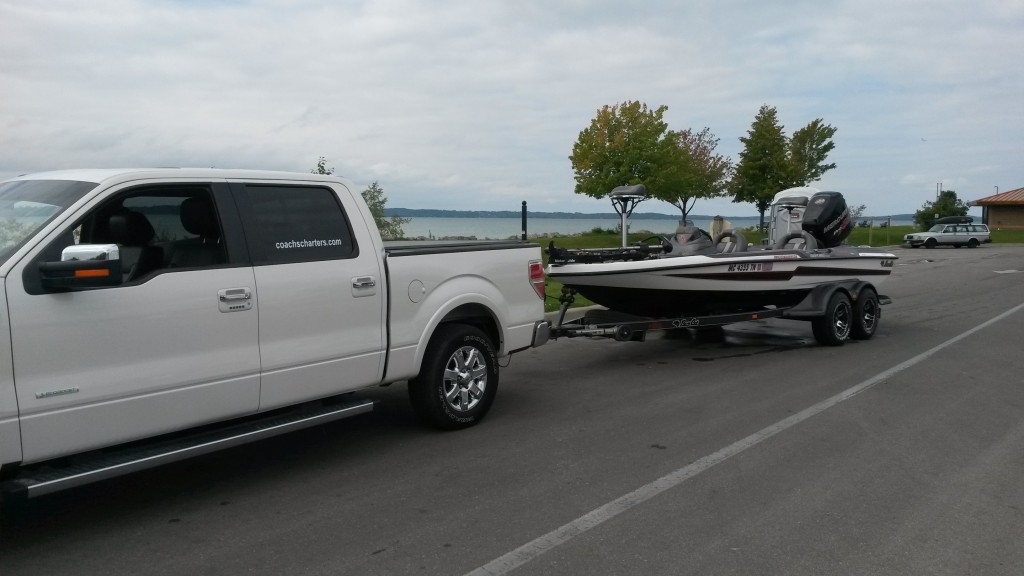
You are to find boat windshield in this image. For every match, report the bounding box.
[0,179,97,267]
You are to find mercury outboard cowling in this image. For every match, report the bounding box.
[801,191,851,248]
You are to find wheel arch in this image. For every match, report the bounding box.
[436,303,500,354]
[405,295,506,383]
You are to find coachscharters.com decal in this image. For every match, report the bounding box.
[275,238,344,249]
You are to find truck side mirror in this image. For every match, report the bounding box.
[38,244,123,291]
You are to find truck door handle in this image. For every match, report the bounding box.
[219,289,252,302]
[352,276,376,289]
[218,287,253,312]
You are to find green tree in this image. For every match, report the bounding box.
[788,118,837,185]
[730,105,790,229]
[658,127,733,222]
[570,102,734,222]
[730,106,838,228]
[311,156,408,239]
[913,190,969,230]
[361,181,409,239]
[569,101,676,200]
[312,156,333,176]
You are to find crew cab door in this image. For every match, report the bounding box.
[229,181,385,411]
[7,181,261,463]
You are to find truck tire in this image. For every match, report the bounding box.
[409,324,499,430]
[851,287,879,340]
[811,292,852,346]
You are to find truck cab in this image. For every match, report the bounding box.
[0,169,548,498]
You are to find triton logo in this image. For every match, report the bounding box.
[671,317,700,328]
[36,387,80,399]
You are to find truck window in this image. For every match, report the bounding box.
[31,185,227,288]
[0,179,96,267]
[239,185,356,265]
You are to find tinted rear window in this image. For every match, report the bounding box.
[241,185,356,264]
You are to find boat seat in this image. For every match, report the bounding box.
[713,229,748,253]
[773,231,819,250]
[664,224,717,256]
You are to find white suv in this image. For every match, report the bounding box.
[904,220,991,248]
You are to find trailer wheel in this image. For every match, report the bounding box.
[851,288,880,340]
[811,292,852,346]
[408,324,499,430]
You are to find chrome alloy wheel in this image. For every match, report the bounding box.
[443,345,488,412]
[859,297,878,333]
[834,300,852,340]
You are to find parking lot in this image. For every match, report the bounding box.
[2,245,1023,575]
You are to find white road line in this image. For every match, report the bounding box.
[466,301,1024,576]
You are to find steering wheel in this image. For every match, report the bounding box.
[639,235,672,253]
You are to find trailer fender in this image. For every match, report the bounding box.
[783,280,873,319]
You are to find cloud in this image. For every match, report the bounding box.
[1,0,1021,216]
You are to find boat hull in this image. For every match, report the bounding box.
[547,248,896,317]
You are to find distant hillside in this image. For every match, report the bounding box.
[862,214,915,221]
[384,208,758,220]
[384,208,919,221]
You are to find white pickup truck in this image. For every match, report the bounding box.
[0,168,550,498]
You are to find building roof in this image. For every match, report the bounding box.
[970,187,1024,206]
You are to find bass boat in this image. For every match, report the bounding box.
[546,191,896,318]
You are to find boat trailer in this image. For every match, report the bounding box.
[550,283,892,346]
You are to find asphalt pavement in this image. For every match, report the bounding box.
[2,244,1022,575]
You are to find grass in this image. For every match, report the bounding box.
[990,229,1024,243]
[539,225,1023,312]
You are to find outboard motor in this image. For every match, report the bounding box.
[801,191,852,248]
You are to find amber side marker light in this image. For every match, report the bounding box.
[75,269,109,278]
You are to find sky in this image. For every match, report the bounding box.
[2,0,1021,217]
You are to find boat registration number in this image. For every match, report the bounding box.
[728,262,772,272]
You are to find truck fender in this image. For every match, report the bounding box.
[383,274,509,384]
[413,293,504,373]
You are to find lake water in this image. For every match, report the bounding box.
[400,216,912,239]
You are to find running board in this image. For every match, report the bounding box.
[2,397,375,499]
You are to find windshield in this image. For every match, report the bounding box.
[0,179,97,267]
[927,224,945,232]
